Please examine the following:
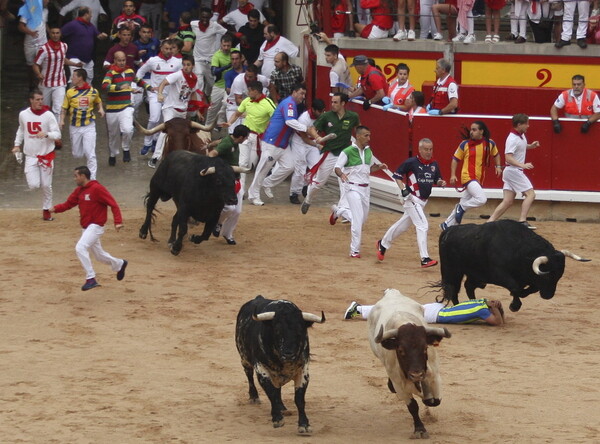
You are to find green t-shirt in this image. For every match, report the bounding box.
[313,109,360,156]
[176,28,195,56]
[215,135,239,166]
[211,50,232,89]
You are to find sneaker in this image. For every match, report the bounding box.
[433,32,443,41]
[376,239,386,261]
[463,34,476,44]
[393,29,407,41]
[485,34,492,43]
[492,34,500,43]
[225,237,237,245]
[301,201,310,214]
[263,186,273,199]
[350,252,361,259]
[250,198,264,206]
[515,36,526,44]
[505,33,517,41]
[521,221,537,230]
[440,222,449,231]
[421,257,438,268]
[452,33,466,42]
[344,301,361,320]
[454,204,465,224]
[577,38,587,49]
[43,209,54,221]
[212,223,222,237]
[555,39,570,48]
[407,29,416,41]
[141,144,152,155]
[81,278,100,291]
[329,205,339,225]
[123,150,131,162]
[148,158,157,168]
[109,156,116,166]
[289,193,301,205]
[117,260,128,281]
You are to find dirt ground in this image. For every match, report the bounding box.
[1,197,599,443]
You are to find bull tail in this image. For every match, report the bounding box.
[143,192,161,242]
[428,280,453,306]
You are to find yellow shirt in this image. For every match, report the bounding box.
[453,138,499,185]
[62,85,102,127]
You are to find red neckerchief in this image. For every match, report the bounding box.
[30,105,51,116]
[178,24,191,31]
[308,108,317,119]
[47,40,62,51]
[174,53,182,58]
[158,52,169,61]
[76,17,90,25]
[197,22,209,32]
[75,82,92,91]
[263,35,280,52]
[37,151,56,168]
[417,154,435,166]
[251,94,266,103]
[110,64,127,74]
[239,2,254,14]
[183,70,198,89]
[510,129,524,139]
[468,138,491,166]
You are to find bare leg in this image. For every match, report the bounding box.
[518,189,535,222]
[487,189,516,222]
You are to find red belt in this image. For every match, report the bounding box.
[348,182,369,187]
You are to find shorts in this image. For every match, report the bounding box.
[503,167,533,194]
[485,0,505,10]
[360,24,391,39]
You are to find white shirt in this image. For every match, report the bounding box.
[423,303,444,323]
[191,20,228,61]
[257,35,299,80]
[21,9,48,48]
[290,110,317,150]
[228,0,270,12]
[553,89,600,113]
[505,131,528,166]
[223,8,266,31]
[136,55,182,89]
[436,74,459,100]
[335,144,375,184]
[14,108,61,157]
[226,72,269,109]
[162,70,199,111]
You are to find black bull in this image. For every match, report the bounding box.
[139,151,238,255]
[438,220,590,312]
[235,296,325,435]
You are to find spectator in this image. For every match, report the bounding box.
[61,7,108,84]
[385,63,414,112]
[353,0,394,39]
[206,34,234,127]
[393,0,416,41]
[484,0,503,42]
[556,0,590,48]
[255,24,299,80]
[138,0,163,37]
[452,0,476,43]
[427,58,458,115]
[222,0,267,31]
[238,9,265,65]
[60,0,107,29]
[104,28,140,71]
[432,0,458,40]
[328,0,353,37]
[348,55,388,109]
[164,0,198,35]
[324,43,351,94]
[18,0,48,90]
[172,11,195,56]
[550,74,600,133]
[269,52,303,102]
[510,0,529,43]
[110,0,146,41]
[419,0,439,39]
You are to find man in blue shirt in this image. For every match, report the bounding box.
[247,83,307,206]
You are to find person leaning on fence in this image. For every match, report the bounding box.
[550,74,600,134]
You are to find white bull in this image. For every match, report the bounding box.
[367,288,451,439]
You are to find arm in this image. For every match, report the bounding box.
[222,109,244,128]
[484,300,505,326]
[348,85,364,99]
[32,63,44,81]
[370,162,387,173]
[12,116,24,152]
[370,88,386,105]
[157,78,170,102]
[494,154,502,177]
[441,97,458,115]
[449,158,459,185]
[285,119,307,132]
[505,153,533,170]
[95,94,105,118]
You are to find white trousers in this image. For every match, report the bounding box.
[419,0,438,38]
[562,0,590,39]
[248,142,293,200]
[514,0,529,38]
[153,107,187,160]
[145,91,163,146]
[76,224,124,280]
[444,180,487,227]
[335,184,370,254]
[106,107,134,157]
[24,155,53,210]
[194,60,214,97]
[289,139,320,196]
[381,196,430,259]
[225,105,242,134]
[304,152,339,204]
[41,85,66,121]
[239,132,260,194]
[69,122,97,180]
[68,59,94,85]
[205,85,226,127]
[219,185,243,239]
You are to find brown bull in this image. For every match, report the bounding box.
[134,118,217,158]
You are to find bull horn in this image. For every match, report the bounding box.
[302,311,326,323]
[532,256,549,275]
[190,120,216,132]
[232,166,250,174]
[425,326,452,339]
[199,167,216,176]
[252,311,276,322]
[374,325,398,344]
[134,120,165,135]
[560,250,591,262]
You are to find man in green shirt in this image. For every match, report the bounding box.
[208,124,250,245]
[302,92,360,214]
[206,34,234,127]
[174,12,195,56]
[222,80,276,194]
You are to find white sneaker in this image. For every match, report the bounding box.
[485,34,492,43]
[250,198,264,206]
[452,33,466,42]
[407,30,416,41]
[464,34,476,44]
[492,34,500,43]
[591,8,600,15]
[433,32,443,41]
[263,187,273,199]
[393,29,407,41]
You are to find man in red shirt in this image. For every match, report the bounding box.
[50,166,128,291]
[348,55,388,110]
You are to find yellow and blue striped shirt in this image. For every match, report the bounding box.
[62,85,102,127]
[436,299,492,324]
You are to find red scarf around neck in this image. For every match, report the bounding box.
[239,2,254,14]
[158,52,169,61]
[76,17,90,25]
[197,22,209,32]
[75,82,92,91]
[510,129,524,139]
[47,40,62,51]
[417,154,435,166]
[31,105,51,116]
[263,35,280,52]
[178,24,191,31]
[251,94,266,103]
[183,71,198,89]
[110,64,127,74]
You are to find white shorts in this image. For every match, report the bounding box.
[503,167,533,194]
[367,25,390,39]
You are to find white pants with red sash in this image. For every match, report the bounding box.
[24,155,53,210]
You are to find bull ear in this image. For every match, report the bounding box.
[380,337,398,351]
[425,327,451,347]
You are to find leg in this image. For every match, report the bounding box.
[561,0,576,41]
[294,366,311,434]
[76,225,103,280]
[119,107,134,154]
[243,364,260,403]
[88,228,124,272]
[205,85,226,127]
[576,0,590,39]
[145,92,162,147]
[488,189,516,222]
[105,112,121,158]
[381,212,412,251]
[171,209,189,255]
[256,373,285,427]
[519,188,535,222]
[39,161,54,211]
[82,123,98,180]
[262,147,295,190]
[247,142,281,202]
[220,187,243,239]
[407,398,428,439]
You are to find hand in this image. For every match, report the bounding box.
[427,109,441,115]
[382,103,393,111]
[48,206,55,213]
[220,122,231,128]
[438,179,447,187]
[449,175,457,186]
[115,224,123,231]
[581,120,592,133]
[76,62,84,68]
[139,49,147,57]
[552,120,562,134]
[11,146,21,153]
[381,96,391,105]
[362,100,371,111]
[530,141,540,148]
[34,131,48,139]
[157,93,164,103]
[401,186,412,198]
[98,108,105,118]
[98,32,108,40]
[523,162,534,170]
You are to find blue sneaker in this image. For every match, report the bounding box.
[81,278,100,291]
[440,222,448,231]
[454,204,465,224]
[140,145,152,155]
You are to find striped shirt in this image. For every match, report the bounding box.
[102,68,149,112]
[435,299,492,324]
[62,86,102,127]
[34,42,68,88]
[453,138,499,185]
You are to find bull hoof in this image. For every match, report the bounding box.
[273,419,285,428]
[170,247,181,256]
[423,398,441,407]
[190,234,204,244]
[509,302,522,312]
[297,425,312,435]
[139,231,147,240]
[411,430,429,439]
[248,397,260,404]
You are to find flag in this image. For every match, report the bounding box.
[18,0,44,31]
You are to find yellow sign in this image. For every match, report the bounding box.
[461,61,600,89]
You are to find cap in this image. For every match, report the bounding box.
[350,55,369,67]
